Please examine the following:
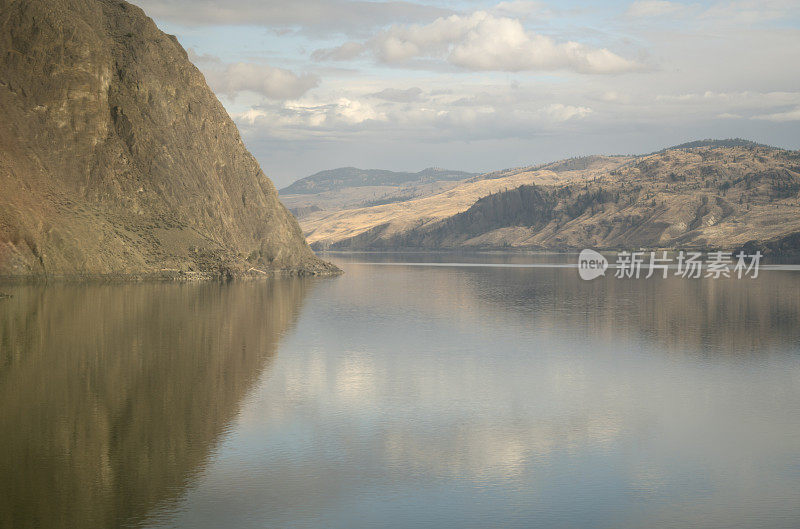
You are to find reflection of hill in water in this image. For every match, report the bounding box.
[467,268,800,353]
[0,280,310,529]
[332,257,800,352]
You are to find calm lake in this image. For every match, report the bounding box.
[1,252,799,528]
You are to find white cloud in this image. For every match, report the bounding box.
[311,42,366,61]
[492,1,551,19]
[626,0,800,23]
[230,81,598,146]
[234,98,389,140]
[189,51,319,100]
[370,87,424,102]
[654,90,800,108]
[540,103,593,122]
[655,91,741,102]
[237,108,270,125]
[700,0,800,25]
[359,11,640,74]
[626,0,687,18]
[137,0,450,34]
[752,106,800,122]
[334,98,387,124]
[598,91,631,103]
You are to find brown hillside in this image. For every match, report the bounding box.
[312,145,800,252]
[0,0,337,279]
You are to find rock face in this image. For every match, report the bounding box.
[0,0,337,279]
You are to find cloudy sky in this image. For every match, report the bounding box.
[138,0,800,187]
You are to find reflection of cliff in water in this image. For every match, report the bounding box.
[0,280,311,529]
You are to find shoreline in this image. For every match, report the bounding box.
[0,263,342,285]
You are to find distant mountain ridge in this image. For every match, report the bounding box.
[280,167,477,195]
[654,138,776,153]
[299,155,629,246]
[299,141,800,253]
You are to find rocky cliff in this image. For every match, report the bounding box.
[0,0,337,279]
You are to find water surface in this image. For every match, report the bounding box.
[1,253,799,528]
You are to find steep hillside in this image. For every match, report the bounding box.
[315,144,800,252]
[301,156,633,247]
[0,0,336,279]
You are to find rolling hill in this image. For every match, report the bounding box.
[280,167,476,195]
[300,143,800,253]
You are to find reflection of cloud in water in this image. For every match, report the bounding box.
[241,346,630,480]
[334,354,383,403]
[186,260,800,528]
